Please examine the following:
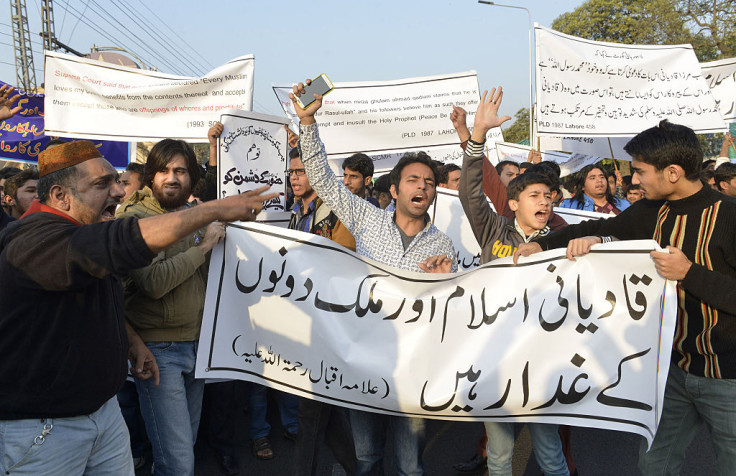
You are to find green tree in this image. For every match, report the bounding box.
[679,0,736,59]
[551,0,727,61]
[502,107,530,144]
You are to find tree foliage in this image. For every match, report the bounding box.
[502,108,531,144]
[679,0,736,58]
[551,0,734,61]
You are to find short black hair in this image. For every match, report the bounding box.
[3,168,38,200]
[43,138,66,151]
[289,147,300,160]
[342,153,374,179]
[701,168,715,183]
[373,173,390,193]
[125,162,145,175]
[388,151,439,192]
[540,161,561,178]
[495,160,519,175]
[37,165,79,203]
[0,166,22,180]
[506,172,553,201]
[191,173,216,202]
[624,120,702,180]
[438,163,461,184]
[143,139,201,187]
[715,163,736,191]
[524,163,560,194]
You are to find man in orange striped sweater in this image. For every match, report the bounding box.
[515,120,736,475]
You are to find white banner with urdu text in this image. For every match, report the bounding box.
[197,223,677,444]
[701,57,736,122]
[535,25,727,137]
[273,72,503,173]
[44,51,254,141]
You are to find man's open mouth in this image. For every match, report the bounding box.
[102,204,117,218]
[411,194,426,205]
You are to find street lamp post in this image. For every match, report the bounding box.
[478,1,533,146]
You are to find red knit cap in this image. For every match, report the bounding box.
[38,140,104,177]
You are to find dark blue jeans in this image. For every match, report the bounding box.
[639,363,736,475]
[136,341,204,476]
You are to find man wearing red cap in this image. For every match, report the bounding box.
[0,140,277,475]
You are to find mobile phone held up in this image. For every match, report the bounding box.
[296,74,334,109]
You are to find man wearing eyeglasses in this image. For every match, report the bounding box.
[287,145,358,475]
[287,147,356,249]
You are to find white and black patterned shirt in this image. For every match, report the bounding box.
[299,123,457,273]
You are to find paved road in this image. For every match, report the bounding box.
[134,389,716,475]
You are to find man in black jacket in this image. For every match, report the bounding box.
[0,140,277,475]
[515,120,736,475]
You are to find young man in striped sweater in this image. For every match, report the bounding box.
[515,120,736,475]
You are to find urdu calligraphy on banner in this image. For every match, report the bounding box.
[197,223,677,445]
[273,72,503,173]
[0,79,129,167]
[700,56,736,122]
[535,25,727,137]
[44,51,254,141]
[218,110,288,212]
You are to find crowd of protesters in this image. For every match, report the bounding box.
[2,76,736,476]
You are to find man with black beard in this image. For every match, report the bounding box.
[116,139,225,476]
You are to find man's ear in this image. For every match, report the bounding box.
[48,184,72,211]
[718,181,728,192]
[2,194,14,207]
[666,165,685,184]
[364,176,372,188]
[508,199,519,212]
[390,183,398,200]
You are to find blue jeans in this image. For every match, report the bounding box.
[639,363,736,475]
[349,409,425,476]
[0,397,133,475]
[278,390,300,435]
[247,383,270,440]
[136,341,204,476]
[247,385,299,439]
[484,422,569,476]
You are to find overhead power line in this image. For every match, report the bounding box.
[110,0,208,76]
[81,0,188,75]
[134,0,215,72]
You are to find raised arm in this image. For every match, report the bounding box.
[452,104,509,214]
[457,88,512,249]
[289,79,381,235]
[720,133,734,158]
[208,122,223,167]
